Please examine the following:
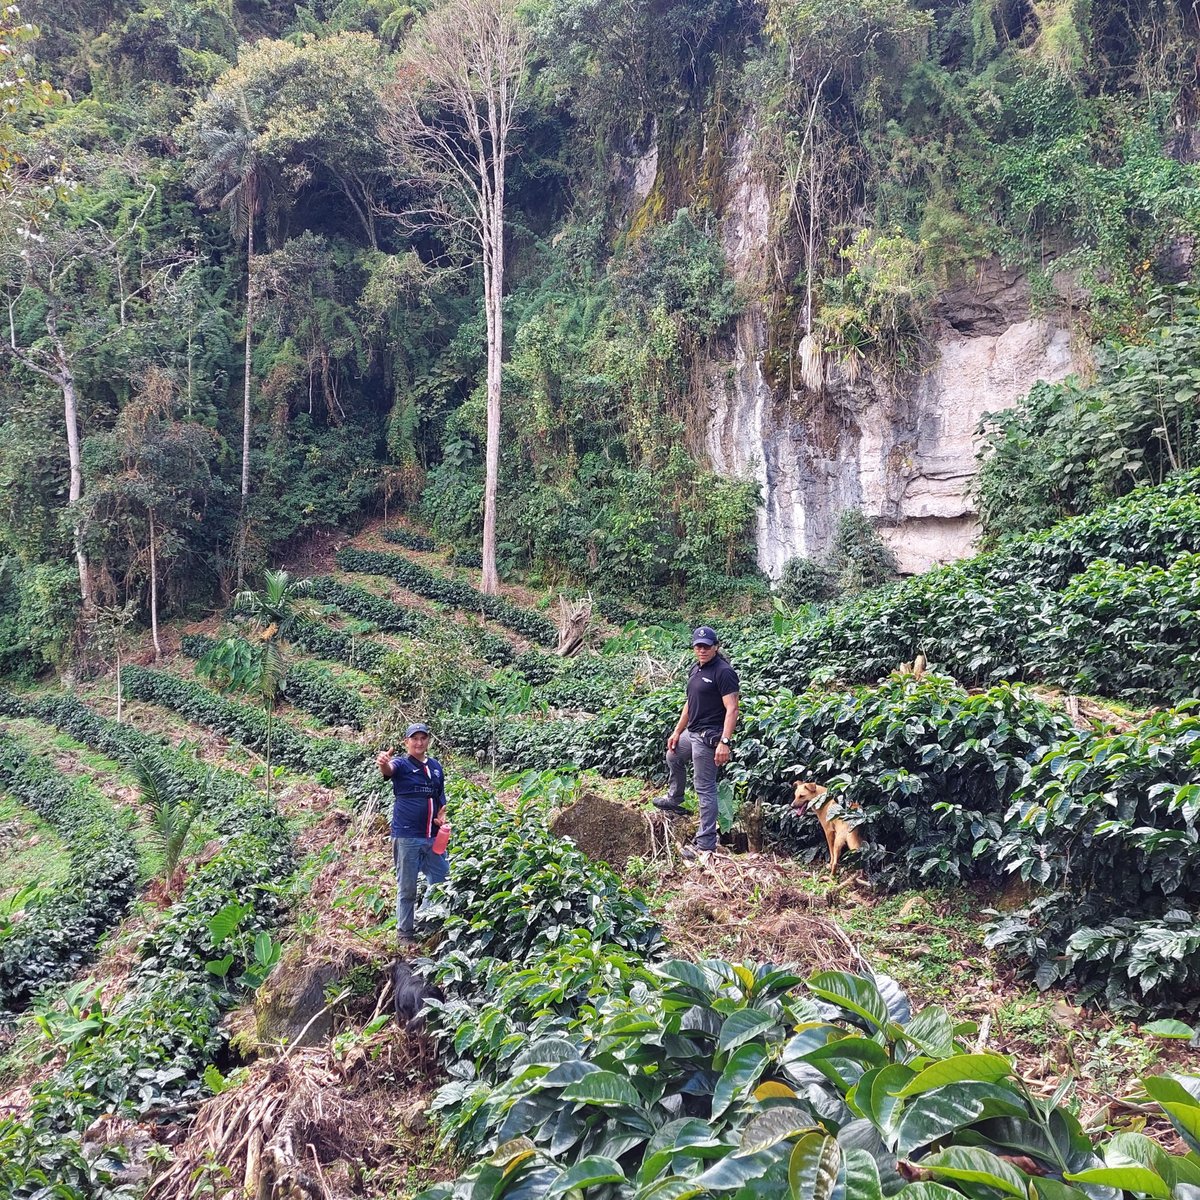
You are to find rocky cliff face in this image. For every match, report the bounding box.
[700,124,1078,579]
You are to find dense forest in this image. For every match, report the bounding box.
[2,0,1198,669]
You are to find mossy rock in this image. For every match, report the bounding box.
[251,942,369,1052]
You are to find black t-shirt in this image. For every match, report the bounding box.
[685,657,740,733]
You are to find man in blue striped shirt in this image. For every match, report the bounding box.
[377,722,449,943]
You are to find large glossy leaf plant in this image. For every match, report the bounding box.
[421,963,1200,1200]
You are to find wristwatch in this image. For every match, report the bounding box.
[720,736,732,746]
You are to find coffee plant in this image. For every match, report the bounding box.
[988,702,1200,1011]
[120,667,379,804]
[415,774,1200,1200]
[335,548,558,645]
[427,780,662,972]
[0,735,139,1011]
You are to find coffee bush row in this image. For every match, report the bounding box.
[0,694,294,1197]
[308,574,430,636]
[749,474,1200,703]
[120,667,379,805]
[418,778,1200,1200]
[181,635,375,730]
[0,733,139,1011]
[288,616,389,673]
[336,547,558,645]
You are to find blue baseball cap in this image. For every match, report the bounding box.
[691,626,719,647]
[405,722,431,738]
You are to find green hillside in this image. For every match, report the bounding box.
[2,0,1200,1197]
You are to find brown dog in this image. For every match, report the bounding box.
[793,781,863,875]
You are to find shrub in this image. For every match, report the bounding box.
[988,702,1200,1011]
[826,508,898,594]
[778,555,834,606]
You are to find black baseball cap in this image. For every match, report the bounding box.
[405,722,431,738]
[691,626,719,647]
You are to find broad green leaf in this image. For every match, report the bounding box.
[548,1106,585,1157]
[1143,1076,1200,1107]
[788,1131,843,1200]
[634,1179,707,1200]
[859,1065,915,1133]
[783,1026,846,1062]
[922,1145,1030,1196]
[542,1060,600,1087]
[207,901,247,945]
[1031,1179,1092,1200]
[738,1107,818,1156]
[497,1164,561,1200]
[800,1040,889,1092]
[894,1054,1012,1097]
[896,1085,987,1155]
[900,1007,955,1058]
[844,1148,884,1200]
[658,960,716,997]
[560,1070,641,1107]
[543,1156,625,1200]
[1143,1020,1196,1040]
[1161,1102,1200,1156]
[1104,1131,1174,1181]
[838,1118,907,1196]
[873,974,911,1025]
[694,1149,780,1190]
[896,1184,969,1200]
[718,1008,780,1055]
[712,1043,769,1120]
[1064,1167,1171,1198]
[808,973,890,1031]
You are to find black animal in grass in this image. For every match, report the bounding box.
[392,959,444,1032]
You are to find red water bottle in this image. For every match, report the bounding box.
[432,822,451,855]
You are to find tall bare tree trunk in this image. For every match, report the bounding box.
[480,63,509,597]
[50,314,92,609]
[384,0,526,595]
[149,509,161,660]
[236,199,255,590]
[481,234,502,595]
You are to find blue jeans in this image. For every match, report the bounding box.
[665,730,719,850]
[392,837,450,936]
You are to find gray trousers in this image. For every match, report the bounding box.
[666,729,719,850]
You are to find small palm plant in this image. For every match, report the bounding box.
[133,752,202,895]
[197,569,313,802]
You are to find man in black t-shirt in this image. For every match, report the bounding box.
[653,626,740,855]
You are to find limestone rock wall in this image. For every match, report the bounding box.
[700,124,1078,579]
